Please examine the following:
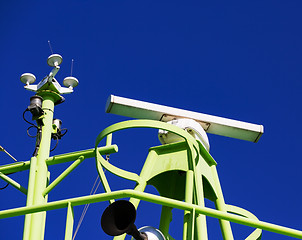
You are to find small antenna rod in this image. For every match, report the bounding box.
[71,59,74,76]
[0,145,17,162]
[48,40,54,54]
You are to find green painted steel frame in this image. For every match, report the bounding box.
[0,145,118,240]
[95,119,208,240]
[0,145,118,196]
[93,119,300,240]
[0,87,118,240]
[94,120,237,240]
[0,190,302,238]
[1,115,302,239]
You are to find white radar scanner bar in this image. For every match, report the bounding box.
[105,95,264,143]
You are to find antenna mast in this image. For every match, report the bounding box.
[1,53,302,240]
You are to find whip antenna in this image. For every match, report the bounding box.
[48,40,54,54]
[71,59,74,76]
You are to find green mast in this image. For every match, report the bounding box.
[20,54,79,240]
[0,54,302,239]
[23,93,54,240]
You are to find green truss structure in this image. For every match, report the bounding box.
[0,91,302,240]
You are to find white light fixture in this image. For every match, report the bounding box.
[105,95,264,143]
[47,54,63,67]
[20,73,36,86]
[53,119,62,131]
[63,77,79,89]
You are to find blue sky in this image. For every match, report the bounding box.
[0,1,302,239]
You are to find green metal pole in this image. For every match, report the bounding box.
[113,150,157,240]
[183,170,194,240]
[159,206,173,237]
[64,202,74,240]
[211,165,234,240]
[130,150,158,207]
[23,93,55,240]
[23,156,37,240]
[193,164,208,240]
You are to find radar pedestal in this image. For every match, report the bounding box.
[96,118,261,240]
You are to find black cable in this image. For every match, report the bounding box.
[60,128,68,138]
[23,106,68,155]
[26,126,38,138]
[50,128,68,152]
[32,126,42,157]
[0,183,9,190]
[22,109,39,129]
[0,172,16,190]
[23,108,43,156]
[42,108,54,113]
[50,136,59,152]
